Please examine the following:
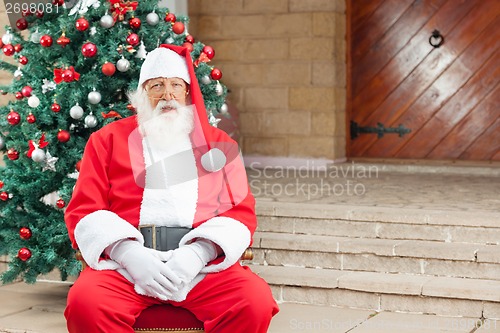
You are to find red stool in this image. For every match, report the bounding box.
[133,304,204,332]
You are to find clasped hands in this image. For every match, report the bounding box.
[107,238,217,300]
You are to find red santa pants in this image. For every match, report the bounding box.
[65,263,279,333]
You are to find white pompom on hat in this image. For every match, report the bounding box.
[137,47,191,89]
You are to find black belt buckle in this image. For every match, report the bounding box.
[139,225,192,251]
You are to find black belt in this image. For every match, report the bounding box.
[138,225,192,251]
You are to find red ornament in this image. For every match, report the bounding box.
[0,40,3,48]
[15,91,23,99]
[129,17,141,29]
[19,56,28,65]
[56,198,65,208]
[16,18,28,30]
[21,85,32,97]
[185,35,195,44]
[75,17,89,31]
[22,8,32,16]
[52,0,64,6]
[19,227,32,240]
[36,10,44,18]
[2,44,15,56]
[182,42,193,53]
[7,148,19,160]
[165,13,176,22]
[57,130,70,142]
[51,103,61,112]
[102,62,116,76]
[126,104,135,111]
[75,160,82,171]
[210,68,222,80]
[18,247,32,261]
[81,42,97,57]
[26,113,36,123]
[7,111,21,125]
[14,44,23,53]
[61,69,75,82]
[172,21,185,34]
[57,34,70,47]
[0,180,3,189]
[40,35,53,47]
[0,192,7,201]
[202,45,215,59]
[126,33,140,46]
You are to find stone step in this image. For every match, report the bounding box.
[249,265,500,319]
[256,201,500,245]
[251,232,500,280]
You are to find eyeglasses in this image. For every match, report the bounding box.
[145,78,187,99]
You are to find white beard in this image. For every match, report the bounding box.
[128,88,194,149]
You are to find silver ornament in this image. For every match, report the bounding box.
[146,12,159,26]
[31,30,42,43]
[2,32,13,45]
[116,58,130,72]
[219,103,229,115]
[84,114,98,128]
[31,149,46,163]
[215,82,224,96]
[14,67,23,78]
[100,14,114,28]
[27,95,40,108]
[70,104,84,119]
[87,91,102,104]
[0,135,5,149]
[201,75,211,85]
[165,36,174,44]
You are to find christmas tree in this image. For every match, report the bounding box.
[0,0,228,284]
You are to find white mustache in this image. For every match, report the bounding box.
[156,100,181,111]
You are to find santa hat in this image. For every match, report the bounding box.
[137,47,191,88]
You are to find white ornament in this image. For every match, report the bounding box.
[2,32,13,45]
[42,152,58,172]
[135,41,147,60]
[219,103,229,115]
[31,148,46,163]
[70,104,84,119]
[69,0,100,15]
[42,79,56,93]
[201,75,211,85]
[201,148,226,172]
[146,12,159,26]
[90,26,97,36]
[27,95,40,108]
[165,36,174,44]
[31,29,42,43]
[215,82,224,96]
[209,114,221,127]
[100,14,115,28]
[116,58,130,72]
[0,135,5,149]
[84,114,98,128]
[87,91,101,104]
[14,67,23,78]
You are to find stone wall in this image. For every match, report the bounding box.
[188,0,347,161]
[0,0,347,162]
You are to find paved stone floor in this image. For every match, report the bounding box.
[0,281,499,333]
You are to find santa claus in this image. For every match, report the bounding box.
[64,44,278,333]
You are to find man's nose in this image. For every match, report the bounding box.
[160,88,174,100]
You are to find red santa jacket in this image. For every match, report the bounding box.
[65,114,256,276]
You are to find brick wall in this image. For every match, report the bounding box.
[0,0,347,162]
[188,0,347,160]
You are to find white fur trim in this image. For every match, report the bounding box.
[138,48,190,88]
[179,217,251,273]
[74,210,144,270]
[139,136,197,227]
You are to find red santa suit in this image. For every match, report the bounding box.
[64,45,278,332]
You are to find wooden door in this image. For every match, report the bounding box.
[348,0,500,160]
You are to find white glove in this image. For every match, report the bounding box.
[164,239,218,285]
[106,239,182,299]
